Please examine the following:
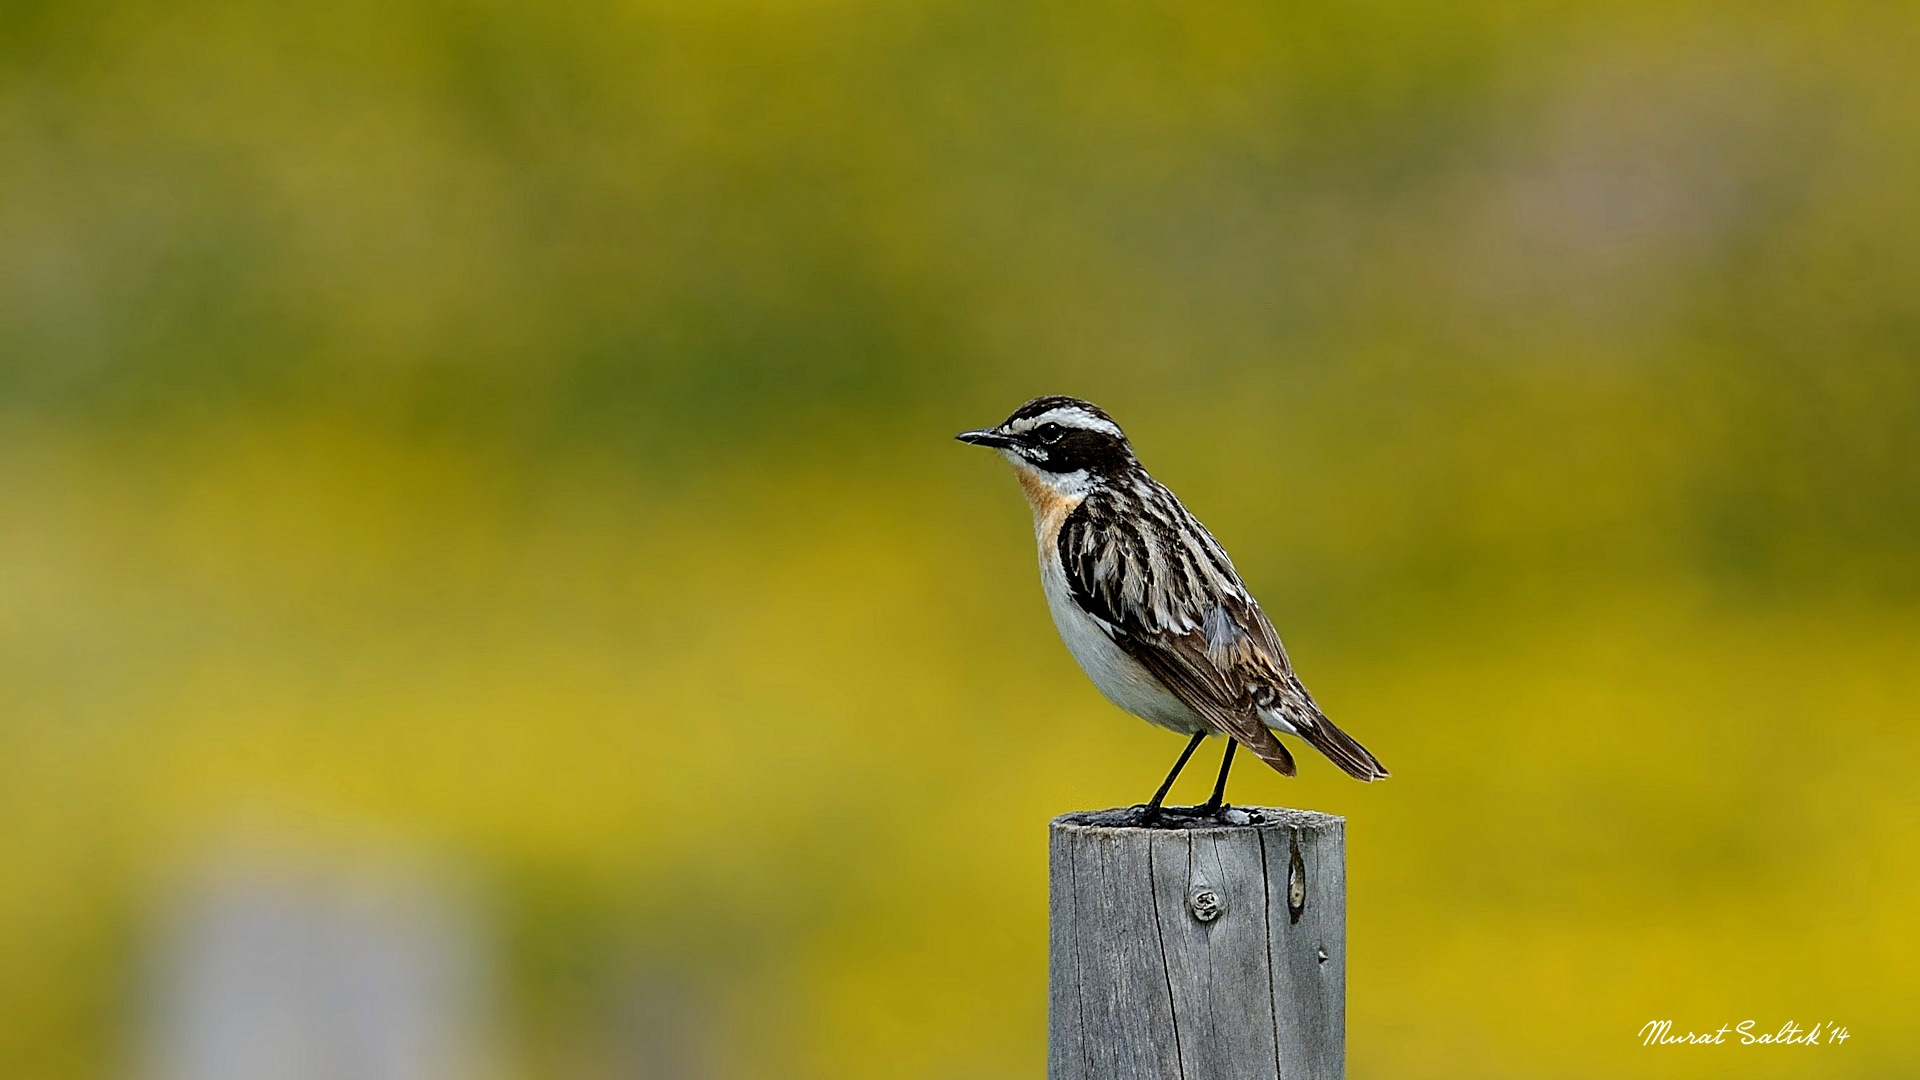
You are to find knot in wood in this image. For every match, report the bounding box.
[1187,884,1223,923]
[1286,830,1308,923]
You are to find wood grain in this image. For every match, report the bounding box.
[1049,807,1346,1080]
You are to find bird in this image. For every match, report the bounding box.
[958,395,1387,822]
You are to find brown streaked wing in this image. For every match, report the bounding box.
[1118,633,1298,776]
[1058,491,1300,776]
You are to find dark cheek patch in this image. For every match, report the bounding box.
[1053,430,1127,473]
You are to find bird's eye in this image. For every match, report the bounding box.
[1036,423,1065,444]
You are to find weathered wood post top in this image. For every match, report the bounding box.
[1049,807,1347,1080]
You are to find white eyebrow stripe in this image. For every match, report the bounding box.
[1006,407,1123,438]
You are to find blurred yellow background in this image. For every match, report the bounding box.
[3,1,1917,1077]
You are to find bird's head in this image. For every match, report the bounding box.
[956,396,1136,492]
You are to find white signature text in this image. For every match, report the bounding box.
[1638,1020,1850,1047]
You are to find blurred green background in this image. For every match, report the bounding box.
[4,0,1918,1077]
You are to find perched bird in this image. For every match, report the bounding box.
[958,396,1387,821]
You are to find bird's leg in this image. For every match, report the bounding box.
[1199,738,1238,816]
[1141,731,1208,824]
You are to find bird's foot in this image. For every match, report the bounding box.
[1176,802,1253,825]
[1133,802,1207,827]
[1126,803,1256,828]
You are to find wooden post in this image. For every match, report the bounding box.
[1048,807,1346,1080]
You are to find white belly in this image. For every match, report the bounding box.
[1037,536,1213,735]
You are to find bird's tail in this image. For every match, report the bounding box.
[1267,701,1389,781]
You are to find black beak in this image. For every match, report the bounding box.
[955,428,1014,449]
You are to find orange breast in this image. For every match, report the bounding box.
[1017,468,1082,541]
